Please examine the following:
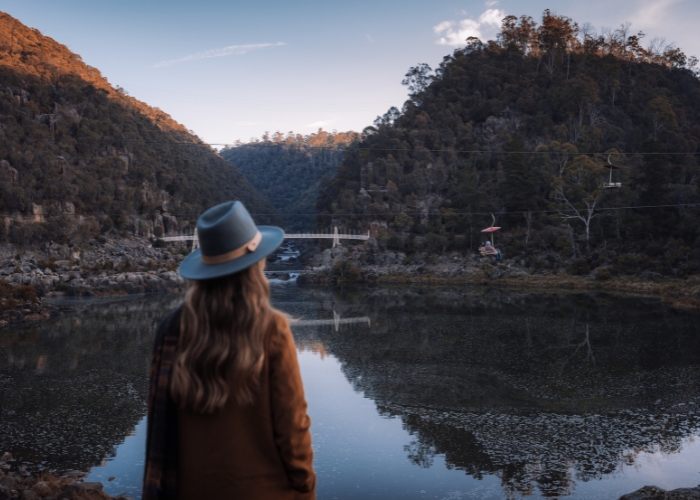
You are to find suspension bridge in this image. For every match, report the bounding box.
[161,225,370,248]
[294,310,371,332]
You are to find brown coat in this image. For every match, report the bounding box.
[177,314,316,500]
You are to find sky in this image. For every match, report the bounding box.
[2,0,698,145]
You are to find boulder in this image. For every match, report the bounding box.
[60,482,103,494]
[61,471,84,479]
[0,476,15,490]
[20,490,39,500]
[619,485,700,500]
[30,481,51,497]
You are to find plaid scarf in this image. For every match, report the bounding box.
[143,307,182,500]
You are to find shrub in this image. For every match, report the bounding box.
[0,279,12,295]
[0,297,17,310]
[37,258,57,272]
[13,284,38,303]
[595,267,611,280]
[100,216,114,234]
[571,258,591,275]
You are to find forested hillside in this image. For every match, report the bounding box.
[318,10,700,277]
[0,12,276,247]
[221,130,359,229]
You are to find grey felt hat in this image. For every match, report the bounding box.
[178,201,284,280]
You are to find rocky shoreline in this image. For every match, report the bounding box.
[1,450,698,500]
[297,246,700,309]
[0,236,186,325]
[0,453,130,500]
[619,485,700,499]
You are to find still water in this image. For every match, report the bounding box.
[1,285,699,499]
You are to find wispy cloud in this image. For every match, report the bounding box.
[434,8,506,46]
[153,42,286,68]
[305,120,334,128]
[366,34,374,43]
[485,0,499,7]
[631,0,683,27]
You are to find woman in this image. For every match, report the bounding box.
[143,201,316,500]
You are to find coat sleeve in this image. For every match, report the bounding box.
[268,315,316,498]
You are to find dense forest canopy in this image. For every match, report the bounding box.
[221,129,359,230]
[0,12,277,246]
[317,10,700,277]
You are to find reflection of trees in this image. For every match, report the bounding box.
[0,294,182,472]
[279,286,700,498]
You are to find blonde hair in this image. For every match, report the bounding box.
[170,259,277,414]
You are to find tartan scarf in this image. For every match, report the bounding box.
[143,307,182,500]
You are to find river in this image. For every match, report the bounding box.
[1,284,699,499]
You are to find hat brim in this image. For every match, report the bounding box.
[178,226,285,280]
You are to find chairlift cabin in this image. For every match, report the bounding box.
[479,214,502,259]
[481,226,501,246]
[604,156,622,189]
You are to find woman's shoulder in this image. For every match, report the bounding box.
[160,306,182,330]
[265,310,293,351]
[154,306,183,344]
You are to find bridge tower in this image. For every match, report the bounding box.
[332,226,340,248]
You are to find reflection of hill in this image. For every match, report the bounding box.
[0,294,182,472]
[279,286,700,497]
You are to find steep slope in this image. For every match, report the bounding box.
[0,11,277,246]
[221,130,359,230]
[318,10,700,277]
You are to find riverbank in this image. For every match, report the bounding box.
[620,485,700,499]
[0,236,187,325]
[0,453,131,500]
[298,246,700,309]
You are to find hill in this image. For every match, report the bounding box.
[220,130,359,230]
[0,11,277,248]
[317,10,700,278]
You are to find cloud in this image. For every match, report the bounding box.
[631,0,683,27]
[305,120,334,128]
[434,8,506,46]
[153,42,286,68]
[485,0,499,7]
[366,34,374,43]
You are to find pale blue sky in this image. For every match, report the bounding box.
[3,0,698,144]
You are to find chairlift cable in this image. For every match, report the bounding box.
[2,202,700,220]
[103,139,700,156]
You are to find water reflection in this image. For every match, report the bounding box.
[0,286,698,499]
[281,286,700,497]
[0,295,180,472]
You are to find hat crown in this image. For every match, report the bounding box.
[197,201,257,257]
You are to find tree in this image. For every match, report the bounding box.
[401,64,433,104]
[647,97,678,140]
[551,156,606,249]
[537,10,579,76]
[499,15,537,56]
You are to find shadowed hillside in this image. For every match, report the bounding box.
[221,130,359,230]
[0,11,277,248]
[318,10,700,278]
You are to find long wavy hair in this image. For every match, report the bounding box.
[170,259,277,414]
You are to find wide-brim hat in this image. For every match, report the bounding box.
[179,201,284,280]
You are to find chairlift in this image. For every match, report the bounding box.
[603,155,622,189]
[479,213,502,259]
